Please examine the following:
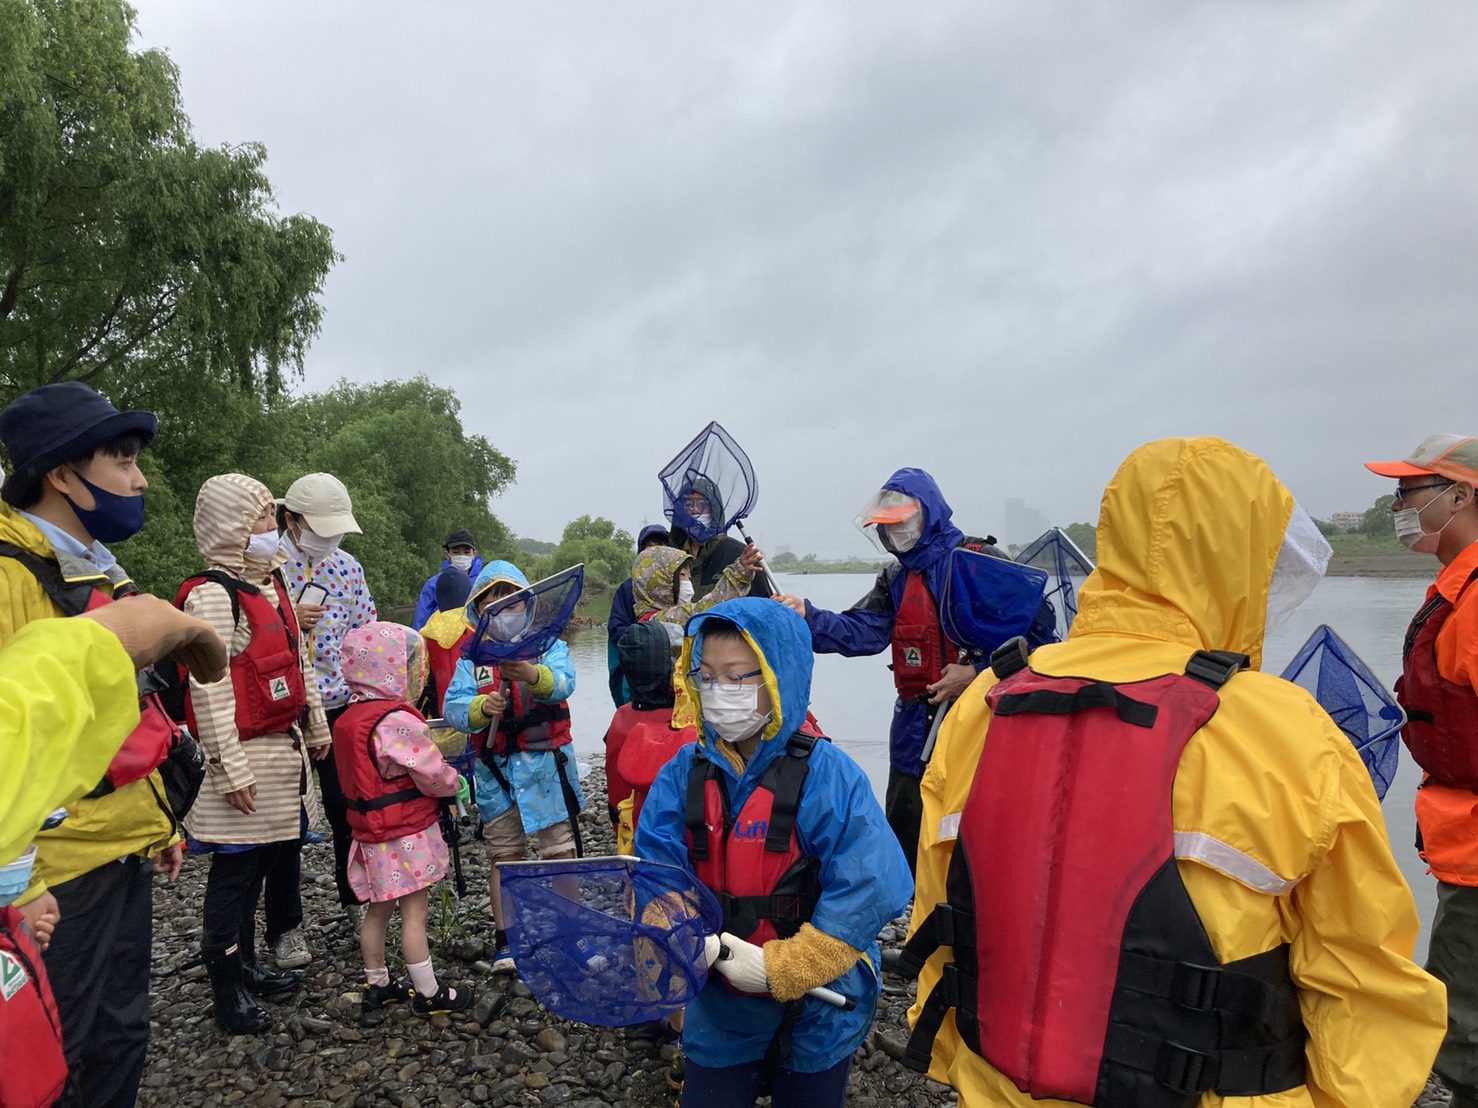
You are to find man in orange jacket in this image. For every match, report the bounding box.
[1368,434,1478,1107]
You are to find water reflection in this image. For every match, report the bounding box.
[564,573,1438,954]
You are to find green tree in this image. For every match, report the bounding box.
[1360,493,1397,537]
[0,0,337,402]
[533,515,636,591]
[1062,522,1098,561]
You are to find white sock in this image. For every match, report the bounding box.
[406,958,439,996]
[364,966,390,987]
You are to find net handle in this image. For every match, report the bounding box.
[734,521,779,595]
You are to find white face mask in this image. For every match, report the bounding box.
[1394,486,1458,553]
[481,603,533,642]
[294,528,341,562]
[1264,503,1332,634]
[700,684,771,744]
[449,554,474,572]
[694,512,713,528]
[677,578,695,604]
[882,514,924,554]
[245,531,280,564]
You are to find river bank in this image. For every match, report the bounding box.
[136,760,953,1108]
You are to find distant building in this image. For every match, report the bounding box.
[1329,511,1365,532]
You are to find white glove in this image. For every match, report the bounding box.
[703,934,723,968]
[712,931,770,993]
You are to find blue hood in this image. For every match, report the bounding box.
[882,467,963,573]
[637,523,670,547]
[686,598,813,781]
[464,559,531,626]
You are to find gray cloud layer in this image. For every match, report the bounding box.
[133,1,1478,553]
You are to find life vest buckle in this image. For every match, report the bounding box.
[1172,961,1221,1012]
[1157,1040,1217,1095]
[939,962,962,1009]
[989,636,1030,679]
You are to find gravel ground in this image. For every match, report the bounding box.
[135,760,1447,1108]
[136,761,954,1108]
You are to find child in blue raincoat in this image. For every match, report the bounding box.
[443,561,582,973]
[635,598,912,1108]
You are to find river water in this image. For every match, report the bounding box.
[562,573,1440,955]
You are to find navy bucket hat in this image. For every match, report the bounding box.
[0,382,157,476]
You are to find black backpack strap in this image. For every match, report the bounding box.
[761,733,816,854]
[181,569,252,626]
[0,541,96,616]
[1183,650,1249,690]
[989,636,1031,680]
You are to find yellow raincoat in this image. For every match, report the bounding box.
[908,438,1446,1108]
[0,506,177,904]
[0,617,139,866]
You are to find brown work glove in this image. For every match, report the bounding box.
[80,594,228,683]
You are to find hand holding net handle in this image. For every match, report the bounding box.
[716,941,857,1010]
[734,521,780,596]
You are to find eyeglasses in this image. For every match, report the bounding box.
[685,669,762,692]
[1394,481,1454,504]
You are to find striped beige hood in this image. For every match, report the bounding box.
[193,473,287,578]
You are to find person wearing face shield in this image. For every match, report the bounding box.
[773,468,1045,870]
[672,480,774,602]
[411,529,483,631]
[898,438,1443,1108]
[1367,434,1478,1107]
[276,472,378,944]
[442,561,583,975]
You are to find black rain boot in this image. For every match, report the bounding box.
[205,947,272,1034]
[241,946,302,999]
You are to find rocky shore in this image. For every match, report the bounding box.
[137,761,954,1108]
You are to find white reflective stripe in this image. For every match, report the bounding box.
[1173,832,1299,895]
[938,812,962,842]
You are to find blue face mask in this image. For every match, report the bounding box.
[65,470,146,543]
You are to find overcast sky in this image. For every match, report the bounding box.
[131,1,1477,555]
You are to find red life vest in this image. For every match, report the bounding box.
[472,662,573,756]
[0,544,179,797]
[332,700,443,843]
[421,628,470,720]
[900,643,1306,1107]
[603,703,647,823]
[175,571,308,741]
[683,734,822,998]
[891,570,954,700]
[1397,569,1478,788]
[0,906,67,1108]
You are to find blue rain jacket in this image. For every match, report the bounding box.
[443,561,581,832]
[411,554,485,630]
[635,598,912,1073]
[805,468,1053,776]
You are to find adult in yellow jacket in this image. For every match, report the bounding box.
[907,437,1446,1108]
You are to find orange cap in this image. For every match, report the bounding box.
[1365,434,1478,485]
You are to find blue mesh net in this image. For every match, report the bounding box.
[1014,527,1095,643]
[1279,625,1404,800]
[658,422,761,545]
[498,857,723,1026]
[470,565,584,665]
[940,547,1049,654]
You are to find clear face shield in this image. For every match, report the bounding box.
[855,490,924,557]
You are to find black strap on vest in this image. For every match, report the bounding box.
[995,682,1160,728]
[1182,650,1249,691]
[553,746,585,858]
[341,704,426,814]
[0,542,97,616]
[989,636,1031,680]
[498,699,573,738]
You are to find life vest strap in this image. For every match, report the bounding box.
[1182,650,1249,691]
[896,901,956,978]
[499,701,572,736]
[763,733,816,853]
[994,681,1160,728]
[345,786,426,813]
[684,758,725,861]
[1117,946,1300,1033]
[989,636,1031,679]
[903,963,963,1073]
[716,892,810,937]
[1101,1020,1307,1098]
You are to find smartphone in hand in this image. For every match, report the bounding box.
[298,583,329,606]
